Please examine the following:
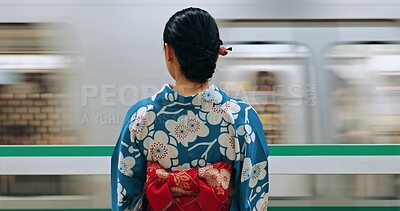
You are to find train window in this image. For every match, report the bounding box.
[324,43,400,144]
[0,23,77,145]
[0,23,77,200]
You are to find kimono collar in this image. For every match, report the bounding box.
[151,83,222,108]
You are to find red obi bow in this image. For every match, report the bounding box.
[146,161,233,211]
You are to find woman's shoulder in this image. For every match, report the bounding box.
[232,99,259,125]
[216,86,259,125]
[122,97,155,125]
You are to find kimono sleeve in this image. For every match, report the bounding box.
[231,107,269,211]
[111,112,147,211]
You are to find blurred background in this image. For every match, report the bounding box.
[0,0,400,210]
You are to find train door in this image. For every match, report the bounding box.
[324,43,400,199]
[213,43,315,198]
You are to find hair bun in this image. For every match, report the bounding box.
[163,7,221,83]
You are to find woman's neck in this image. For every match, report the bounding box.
[172,78,209,96]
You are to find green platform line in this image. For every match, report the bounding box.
[270,144,400,156]
[0,207,399,211]
[0,146,112,157]
[0,145,400,157]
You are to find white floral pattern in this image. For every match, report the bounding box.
[117,181,127,207]
[192,85,222,110]
[241,158,267,188]
[220,168,231,189]
[255,193,268,211]
[206,100,241,125]
[165,111,209,147]
[143,131,178,169]
[118,152,135,177]
[237,124,256,144]
[203,168,222,187]
[165,91,178,102]
[191,159,208,167]
[218,125,239,161]
[129,106,156,141]
[198,164,231,189]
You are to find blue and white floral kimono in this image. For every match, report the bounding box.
[111,84,269,211]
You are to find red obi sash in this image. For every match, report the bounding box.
[145,161,233,211]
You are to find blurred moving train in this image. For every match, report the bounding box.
[0,0,400,210]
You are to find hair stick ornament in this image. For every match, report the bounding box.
[219,46,232,56]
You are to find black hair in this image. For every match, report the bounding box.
[163,7,222,84]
